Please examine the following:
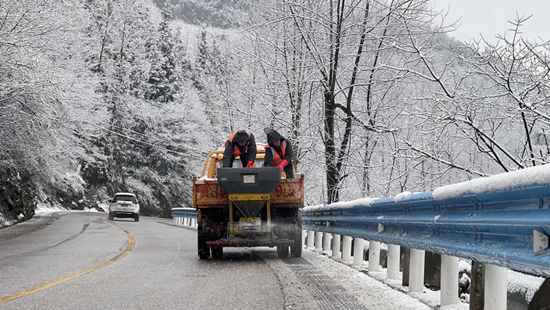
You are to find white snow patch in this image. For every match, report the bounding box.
[97,202,109,212]
[508,269,545,302]
[458,260,471,273]
[394,191,412,202]
[0,213,16,228]
[433,164,550,200]
[304,198,376,212]
[329,197,376,209]
[302,204,323,212]
[35,203,66,214]
[459,273,470,286]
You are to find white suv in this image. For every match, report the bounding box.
[108,193,140,222]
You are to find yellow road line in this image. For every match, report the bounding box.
[0,224,135,303]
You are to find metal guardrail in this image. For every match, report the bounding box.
[171,207,197,219]
[173,167,550,277]
[302,169,550,277]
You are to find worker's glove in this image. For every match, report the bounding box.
[277,160,288,173]
[246,161,254,168]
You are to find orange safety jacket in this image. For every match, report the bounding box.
[270,141,287,166]
[228,131,251,157]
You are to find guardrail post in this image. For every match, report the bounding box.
[402,247,410,286]
[440,254,458,306]
[425,252,441,289]
[332,234,341,259]
[307,230,315,248]
[342,236,352,262]
[484,264,507,310]
[387,244,400,280]
[315,231,323,250]
[353,238,365,266]
[368,241,380,272]
[470,261,485,310]
[323,233,332,253]
[409,249,425,292]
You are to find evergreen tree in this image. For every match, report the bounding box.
[146,1,188,103]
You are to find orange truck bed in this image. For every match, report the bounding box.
[193,176,304,207]
[193,144,304,208]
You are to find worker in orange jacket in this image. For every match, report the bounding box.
[222,130,257,168]
[264,130,294,178]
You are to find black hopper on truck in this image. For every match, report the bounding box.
[217,167,281,220]
[217,167,281,193]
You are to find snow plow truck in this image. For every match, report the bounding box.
[193,144,304,259]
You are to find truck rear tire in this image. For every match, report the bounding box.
[277,245,289,259]
[198,243,210,259]
[198,229,210,259]
[291,209,303,257]
[291,236,302,257]
[212,247,223,259]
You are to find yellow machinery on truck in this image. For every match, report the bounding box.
[193,144,304,259]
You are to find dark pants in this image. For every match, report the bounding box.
[227,157,249,168]
[283,165,294,178]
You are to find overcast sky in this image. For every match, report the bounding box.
[431,0,550,43]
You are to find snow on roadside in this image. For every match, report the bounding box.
[302,249,434,309]
[305,247,545,309]
[508,270,545,303]
[35,203,66,214]
[0,213,16,228]
[304,248,470,310]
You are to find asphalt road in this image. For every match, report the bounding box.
[0,212,287,310]
[0,212,434,310]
